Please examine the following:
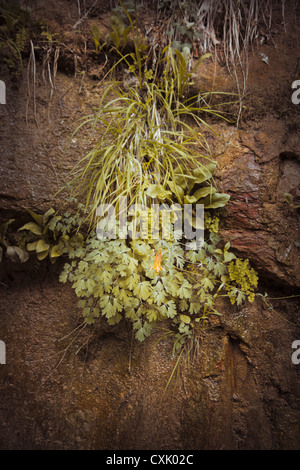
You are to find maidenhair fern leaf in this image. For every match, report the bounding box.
[186,250,199,263]
[59,270,69,283]
[126,256,139,271]
[122,272,140,290]
[133,281,153,301]
[102,301,117,318]
[85,278,95,294]
[113,297,123,312]
[73,278,87,295]
[213,262,226,276]
[134,321,152,342]
[146,308,159,322]
[166,300,177,318]
[118,288,132,303]
[200,277,215,291]
[99,295,110,308]
[125,306,139,321]
[177,281,192,299]
[189,302,202,314]
[153,288,166,306]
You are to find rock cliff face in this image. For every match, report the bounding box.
[0,0,299,450]
[214,119,300,288]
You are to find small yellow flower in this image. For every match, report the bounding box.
[145,69,154,81]
[152,250,162,274]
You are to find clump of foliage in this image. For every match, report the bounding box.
[12,2,258,356]
[49,8,257,350]
[18,207,85,263]
[226,257,258,304]
[91,0,144,55]
[68,41,232,228]
[0,1,39,73]
[284,192,300,210]
[0,218,28,263]
[155,0,289,82]
[58,209,258,346]
[91,13,132,55]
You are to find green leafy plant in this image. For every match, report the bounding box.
[18,207,84,263]
[0,218,28,263]
[284,192,300,210]
[107,10,131,50]
[91,24,102,53]
[13,5,258,373]
[65,43,234,231]
[58,211,258,343]
[155,0,290,125]
[0,2,38,73]
[108,1,149,83]
[14,200,256,391]
[226,257,258,304]
[91,0,146,72]
[50,25,255,355]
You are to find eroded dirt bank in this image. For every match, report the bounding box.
[0,0,299,450]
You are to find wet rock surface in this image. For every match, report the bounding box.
[0,0,299,450]
[215,123,300,288]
